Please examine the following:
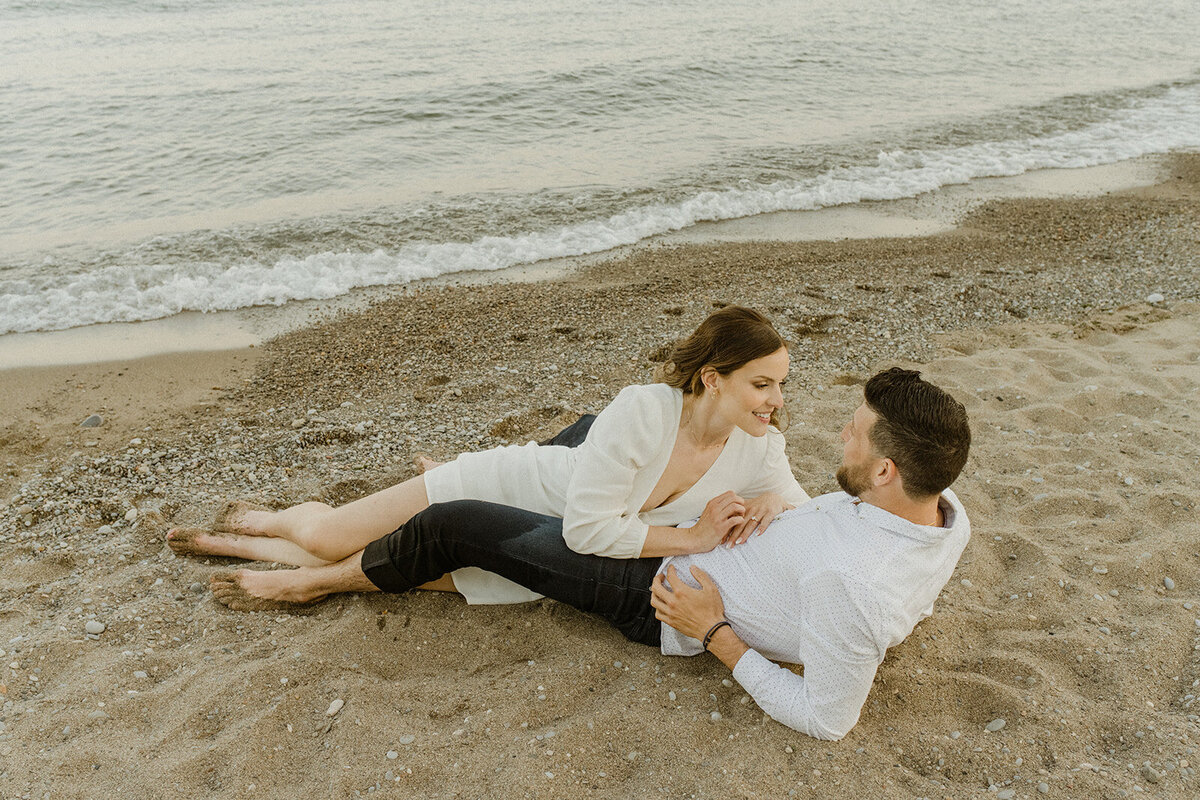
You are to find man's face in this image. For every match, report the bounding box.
[836,403,879,497]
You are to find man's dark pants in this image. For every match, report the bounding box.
[360,415,663,646]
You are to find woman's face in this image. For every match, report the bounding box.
[709,347,789,436]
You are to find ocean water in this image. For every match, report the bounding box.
[1,0,1198,336]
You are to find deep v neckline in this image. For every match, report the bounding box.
[639,393,739,514]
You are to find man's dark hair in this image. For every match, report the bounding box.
[863,367,971,499]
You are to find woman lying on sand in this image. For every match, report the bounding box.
[167,306,810,605]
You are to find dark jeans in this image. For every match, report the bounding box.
[360,414,662,646]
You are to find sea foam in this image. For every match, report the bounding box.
[1,84,1197,336]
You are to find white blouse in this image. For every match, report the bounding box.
[563,383,810,557]
[435,382,810,604]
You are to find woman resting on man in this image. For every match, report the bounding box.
[167,305,810,607]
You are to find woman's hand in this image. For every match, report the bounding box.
[726,492,794,546]
[687,491,746,552]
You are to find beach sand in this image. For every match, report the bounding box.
[1,154,1198,799]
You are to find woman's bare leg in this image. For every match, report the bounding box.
[216,474,432,563]
[166,528,332,567]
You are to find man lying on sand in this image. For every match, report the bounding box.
[207,367,971,741]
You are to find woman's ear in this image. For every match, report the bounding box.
[699,365,720,394]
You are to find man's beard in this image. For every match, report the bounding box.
[835,461,872,497]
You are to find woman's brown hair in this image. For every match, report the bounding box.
[659,306,788,429]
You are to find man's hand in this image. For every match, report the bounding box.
[650,564,727,640]
[651,565,749,668]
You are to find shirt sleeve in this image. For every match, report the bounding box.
[730,572,884,740]
[741,429,810,508]
[561,385,669,557]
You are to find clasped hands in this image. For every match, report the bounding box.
[691,490,792,549]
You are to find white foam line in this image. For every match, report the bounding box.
[2,84,1198,335]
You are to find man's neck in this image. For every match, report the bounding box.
[857,487,944,527]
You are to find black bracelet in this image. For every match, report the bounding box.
[702,620,732,650]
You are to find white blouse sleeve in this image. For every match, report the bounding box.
[742,430,810,507]
[730,572,884,740]
[562,385,671,558]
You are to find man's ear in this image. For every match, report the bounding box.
[873,457,899,488]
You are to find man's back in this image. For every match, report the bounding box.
[658,490,970,739]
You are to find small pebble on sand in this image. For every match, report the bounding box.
[1164,577,1175,590]
[85,621,106,635]
[326,698,344,716]
[985,718,1006,732]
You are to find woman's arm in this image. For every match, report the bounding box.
[562,385,668,557]
[638,491,747,557]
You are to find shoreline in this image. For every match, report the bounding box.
[0,154,1170,371]
[0,154,1198,798]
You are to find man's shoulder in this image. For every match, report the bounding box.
[777,491,854,520]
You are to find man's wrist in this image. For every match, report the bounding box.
[701,620,731,650]
[705,624,750,670]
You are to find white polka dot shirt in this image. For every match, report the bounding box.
[659,489,970,740]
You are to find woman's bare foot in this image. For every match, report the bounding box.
[166,527,240,558]
[210,569,328,611]
[413,455,445,473]
[166,527,333,567]
[213,500,273,536]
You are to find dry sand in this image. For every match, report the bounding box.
[1,154,1199,799]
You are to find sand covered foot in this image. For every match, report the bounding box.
[413,454,445,473]
[165,527,240,558]
[213,500,273,535]
[210,570,326,612]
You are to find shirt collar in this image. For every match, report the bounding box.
[843,489,963,543]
